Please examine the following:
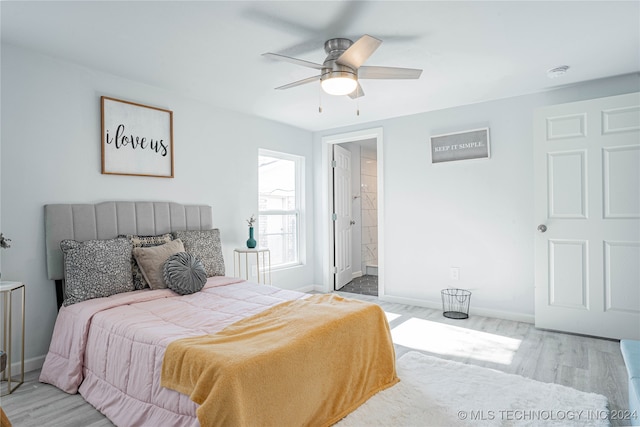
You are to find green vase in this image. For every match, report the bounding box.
[246,227,257,248]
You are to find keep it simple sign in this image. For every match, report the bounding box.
[430,128,490,163]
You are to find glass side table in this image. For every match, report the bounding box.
[233,248,271,285]
[0,281,25,395]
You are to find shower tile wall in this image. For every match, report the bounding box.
[361,146,378,275]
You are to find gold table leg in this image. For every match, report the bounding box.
[1,284,24,396]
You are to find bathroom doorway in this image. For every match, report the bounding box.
[322,127,384,297]
[336,139,378,295]
[331,137,380,296]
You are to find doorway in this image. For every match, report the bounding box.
[335,139,379,296]
[322,127,384,297]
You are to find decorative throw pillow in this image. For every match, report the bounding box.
[120,233,174,290]
[172,229,225,277]
[132,239,185,290]
[163,252,207,295]
[61,238,134,306]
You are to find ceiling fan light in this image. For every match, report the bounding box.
[321,74,358,96]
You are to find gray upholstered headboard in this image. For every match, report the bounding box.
[45,201,213,282]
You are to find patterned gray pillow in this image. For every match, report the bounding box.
[61,238,134,306]
[120,233,174,289]
[163,252,207,295]
[172,229,225,277]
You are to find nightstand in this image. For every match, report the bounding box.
[0,281,25,395]
[233,248,271,285]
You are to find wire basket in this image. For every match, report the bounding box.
[441,288,471,319]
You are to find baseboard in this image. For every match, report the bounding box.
[6,354,46,374]
[379,294,534,324]
[292,284,317,293]
[292,286,534,323]
[352,271,363,280]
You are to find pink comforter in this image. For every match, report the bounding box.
[39,277,307,427]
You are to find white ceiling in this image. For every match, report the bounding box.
[2,1,639,131]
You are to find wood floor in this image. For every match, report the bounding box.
[0,290,630,427]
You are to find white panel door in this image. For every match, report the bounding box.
[333,144,353,290]
[534,92,640,340]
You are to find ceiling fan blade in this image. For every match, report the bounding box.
[262,53,324,70]
[244,9,318,38]
[245,2,366,56]
[358,66,423,79]
[336,34,382,69]
[274,75,321,90]
[348,83,365,99]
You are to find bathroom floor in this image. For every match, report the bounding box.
[339,275,378,296]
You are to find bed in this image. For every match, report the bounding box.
[39,201,398,427]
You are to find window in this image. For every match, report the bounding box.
[258,150,304,268]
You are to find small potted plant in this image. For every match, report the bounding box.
[0,233,10,250]
[0,233,11,280]
[246,215,257,248]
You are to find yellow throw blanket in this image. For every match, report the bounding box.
[161,294,398,427]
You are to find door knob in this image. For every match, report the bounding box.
[537,224,547,233]
[350,220,356,225]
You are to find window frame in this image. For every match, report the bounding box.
[258,149,305,270]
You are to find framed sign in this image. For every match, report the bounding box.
[430,128,490,164]
[101,96,174,178]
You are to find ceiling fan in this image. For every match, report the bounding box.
[263,34,422,98]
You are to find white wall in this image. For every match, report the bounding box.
[313,74,640,322]
[0,44,315,369]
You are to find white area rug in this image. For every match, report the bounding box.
[337,351,609,426]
